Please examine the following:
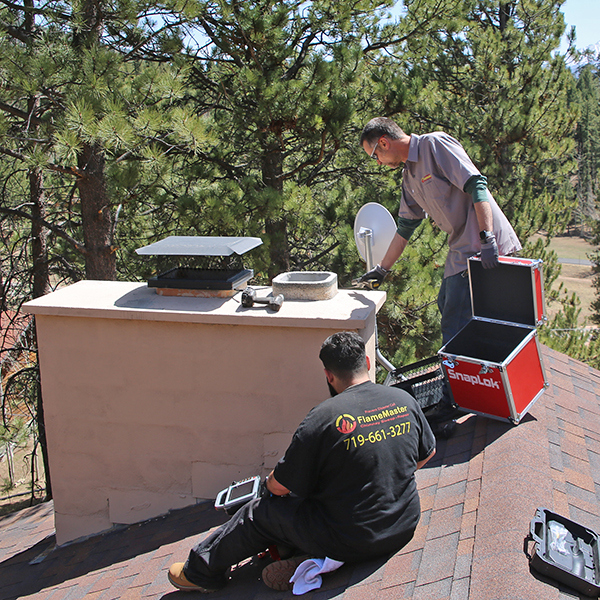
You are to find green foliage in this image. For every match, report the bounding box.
[0,418,30,449]
[539,291,600,370]
[571,63,600,228]
[384,0,578,240]
[0,0,594,373]
[579,61,600,329]
[146,0,396,276]
[379,222,447,366]
[0,359,43,501]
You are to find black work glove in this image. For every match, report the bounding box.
[480,232,499,269]
[359,264,389,289]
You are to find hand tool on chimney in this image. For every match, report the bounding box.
[241,288,284,312]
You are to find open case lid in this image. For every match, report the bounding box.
[135,236,263,257]
[468,256,546,327]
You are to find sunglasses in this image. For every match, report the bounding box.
[369,140,380,160]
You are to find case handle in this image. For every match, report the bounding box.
[530,517,544,545]
[523,511,546,561]
[214,488,227,509]
[523,532,534,560]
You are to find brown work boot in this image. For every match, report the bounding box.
[261,555,310,591]
[168,562,219,593]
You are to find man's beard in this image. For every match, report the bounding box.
[327,380,338,397]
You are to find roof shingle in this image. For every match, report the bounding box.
[1,345,599,600]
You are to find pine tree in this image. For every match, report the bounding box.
[381,0,578,240]
[0,0,204,501]
[0,0,205,284]
[0,0,586,370]
[348,0,580,364]
[573,63,600,227]
[578,59,600,326]
[136,0,400,278]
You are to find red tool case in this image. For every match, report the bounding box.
[438,256,548,424]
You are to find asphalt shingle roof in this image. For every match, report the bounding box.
[1,345,599,600]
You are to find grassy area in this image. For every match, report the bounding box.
[537,234,597,324]
[550,263,595,322]
[546,234,595,262]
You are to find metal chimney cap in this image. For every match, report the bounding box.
[135,236,263,257]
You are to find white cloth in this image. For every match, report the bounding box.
[290,557,345,595]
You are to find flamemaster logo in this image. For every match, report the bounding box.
[448,369,500,389]
[336,414,357,434]
[358,405,407,424]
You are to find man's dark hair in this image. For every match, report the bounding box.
[360,117,406,145]
[319,331,367,377]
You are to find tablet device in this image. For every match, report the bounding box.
[214,476,261,513]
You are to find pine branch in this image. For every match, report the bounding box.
[0,145,27,161]
[295,241,340,269]
[282,31,317,81]
[363,0,453,53]
[198,17,245,68]
[282,131,334,181]
[0,19,30,43]
[122,17,187,60]
[0,101,43,125]
[0,207,87,255]
[0,0,71,23]
[46,164,85,178]
[0,146,86,181]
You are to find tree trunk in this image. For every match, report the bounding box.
[34,328,52,500]
[262,148,289,278]
[265,218,290,278]
[77,143,116,280]
[29,167,51,298]
[72,0,114,280]
[499,3,513,31]
[27,95,51,298]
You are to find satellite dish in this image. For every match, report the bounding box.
[354,203,397,269]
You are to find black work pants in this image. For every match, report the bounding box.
[183,495,414,589]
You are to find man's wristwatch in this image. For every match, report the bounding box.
[479,230,493,242]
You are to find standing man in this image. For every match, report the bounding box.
[168,331,436,593]
[359,117,521,344]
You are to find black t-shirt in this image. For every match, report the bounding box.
[273,381,436,557]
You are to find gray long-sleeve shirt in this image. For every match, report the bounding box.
[398,132,522,278]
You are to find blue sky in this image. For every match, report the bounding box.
[387,1,599,54]
[561,0,600,51]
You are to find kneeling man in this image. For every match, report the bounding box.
[169,331,436,592]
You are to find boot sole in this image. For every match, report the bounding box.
[262,556,310,591]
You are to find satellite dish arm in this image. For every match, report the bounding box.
[357,227,374,270]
